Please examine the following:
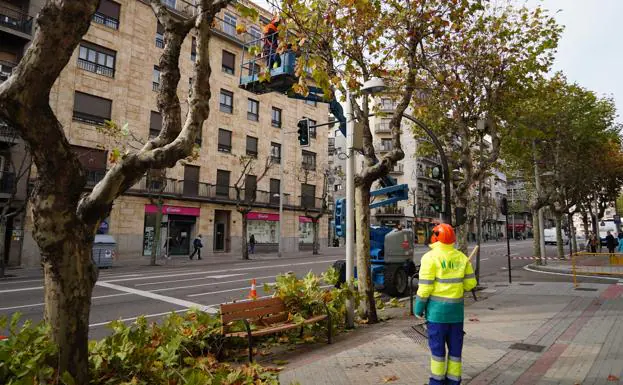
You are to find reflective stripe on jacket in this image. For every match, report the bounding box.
[414,242,477,323]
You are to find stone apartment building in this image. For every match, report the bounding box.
[1,0,329,267]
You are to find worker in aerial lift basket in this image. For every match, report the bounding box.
[414,223,477,385]
[263,15,281,69]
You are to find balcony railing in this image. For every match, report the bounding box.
[374,206,404,216]
[376,145,393,153]
[0,4,33,34]
[0,60,15,82]
[73,112,108,126]
[77,58,115,78]
[92,12,119,30]
[152,82,160,92]
[375,123,392,133]
[390,164,404,175]
[379,100,399,111]
[155,36,164,48]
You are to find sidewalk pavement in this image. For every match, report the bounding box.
[276,281,623,385]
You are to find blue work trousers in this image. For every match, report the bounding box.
[427,322,464,385]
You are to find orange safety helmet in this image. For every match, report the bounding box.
[431,223,456,245]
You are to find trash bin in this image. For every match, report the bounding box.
[92,234,116,268]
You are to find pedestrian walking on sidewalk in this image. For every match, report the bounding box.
[606,231,617,255]
[249,234,256,254]
[414,223,478,385]
[589,232,598,253]
[190,234,203,260]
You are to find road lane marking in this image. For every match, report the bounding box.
[205,274,246,279]
[102,259,336,283]
[0,292,135,312]
[150,275,275,293]
[0,278,43,285]
[481,258,490,261]
[136,273,248,287]
[0,285,43,294]
[96,281,217,314]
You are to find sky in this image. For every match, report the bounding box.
[250,0,623,118]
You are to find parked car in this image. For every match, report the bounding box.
[92,234,116,268]
[543,228,569,245]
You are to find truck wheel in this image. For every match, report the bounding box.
[332,260,346,288]
[384,265,408,297]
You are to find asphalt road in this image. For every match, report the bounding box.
[0,239,615,339]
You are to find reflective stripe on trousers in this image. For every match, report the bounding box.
[427,322,464,385]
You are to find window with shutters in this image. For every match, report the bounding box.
[218,129,232,153]
[246,136,258,157]
[219,89,233,113]
[72,146,107,186]
[247,98,259,121]
[77,42,116,77]
[216,169,230,197]
[302,150,316,170]
[301,183,316,208]
[245,175,257,202]
[149,111,162,139]
[156,23,164,48]
[191,37,197,61]
[271,107,282,128]
[249,26,262,42]
[270,142,281,164]
[222,50,235,74]
[270,178,280,205]
[304,99,317,107]
[183,165,199,196]
[93,0,120,30]
[152,66,161,92]
[72,92,112,125]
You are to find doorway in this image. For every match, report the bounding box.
[214,210,230,252]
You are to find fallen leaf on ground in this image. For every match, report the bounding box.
[469,318,480,322]
[272,359,289,365]
[383,375,399,383]
[607,374,619,381]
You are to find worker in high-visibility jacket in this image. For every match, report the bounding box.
[414,223,477,385]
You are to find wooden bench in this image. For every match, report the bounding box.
[220,297,332,362]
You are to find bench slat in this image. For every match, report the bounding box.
[224,314,328,338]
[221,297,286,325]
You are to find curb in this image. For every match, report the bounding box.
[525,263,621,281]
[527,263,574,275]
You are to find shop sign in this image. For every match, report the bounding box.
[144,204,200,216]
[246,212,279,221]
[299,216,313,223]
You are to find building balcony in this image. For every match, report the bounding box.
[0,122,19,144]
[374,123,392,134]
[374,206,404,216]
[0,59,15,83]
[0,3,33,36]
[376,145,393,154]
[378,100,399,111]
[389,164,404,175]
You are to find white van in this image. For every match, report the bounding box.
[599,219,618,245]
[544,228,569,245]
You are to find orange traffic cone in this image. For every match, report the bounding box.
[248,278,257,300]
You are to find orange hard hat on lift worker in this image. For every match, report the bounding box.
[431,223,456,245]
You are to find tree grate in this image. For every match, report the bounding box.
[509,343,545,353]
[402,325,428,345]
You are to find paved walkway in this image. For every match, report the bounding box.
[277,281,623,385]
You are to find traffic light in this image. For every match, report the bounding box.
[430,165,443,180]
[297,118,310,147]
[427,184,443,213]
[500,197,508,216]
[334,198,345,237]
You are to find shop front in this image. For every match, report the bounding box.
[299,216,314,245]
[246,212,280,245]
[143,205,200,256]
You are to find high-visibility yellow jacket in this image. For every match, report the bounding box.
[414,242,477,323]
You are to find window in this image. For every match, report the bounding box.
[381,138,392,151]
[308,118,317,139]
[72,92,112,125]
[162,0,176,9]
[304,99,317,107]
[245,175,257,202]
[223,13,236,36]
[216,169,231,197]
[248,62,261,77]
[183,165,199,196]
[77,42,116,78]
[149,111,162,138]
[246,136,258,157]
[334,184,343,191]
[270,178,280,205]
[93,0,120,30]
[271,107,282,128]
[301,183,316,208]
[222,50,235,74]
[270,142,281,164]
[156,23,164,48]
[218,129,232,153]
[249,25,262,42]
[152,66,160,91]
[73,146,107,186]
[247,98,259,121]
[328,137,335,155]
[219,89,233,113]
[191,37,197,61]
[302,150,316,170]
